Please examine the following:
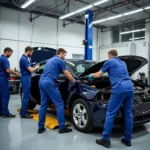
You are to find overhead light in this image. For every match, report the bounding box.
[93,0,109,6]
[120,28,145,35]
[93,6,150,24]
[106,14,123,21]
[144,6,150,10]
[21,0,36,9]
[76,5,93,13]
[59,0,110,20]
[123,9,143,16]
[59,12,76,20]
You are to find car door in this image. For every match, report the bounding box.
[57,73,70,108]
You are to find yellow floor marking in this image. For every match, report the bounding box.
[17,108,70,130]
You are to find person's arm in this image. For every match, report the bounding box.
[4,59,19,76]
[59,59,76,83]
[89,60,110,81]
[27,65,40,73]
[63,70,76,83]
[6,69,19,76]
[92,70,104,78]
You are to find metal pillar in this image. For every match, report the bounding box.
[84,10,93,60]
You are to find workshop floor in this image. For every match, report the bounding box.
[0,94,150,150]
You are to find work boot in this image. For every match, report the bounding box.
[96,139,111,148]
[59,127,72,134]
[38,127,46,134]
[21,114,33,119]
[121,138,132,147]
[3,113,16,118]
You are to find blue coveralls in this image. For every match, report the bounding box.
[38,56,66,129]
[101,57,134,142]
[19,55,31,116]
[0,55,11,116]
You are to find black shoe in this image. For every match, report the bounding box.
[3,113,16,118]
[38,127,46,134]
[96,139,111,148]
[59,127,72,134]
[0,114,3,117]
[21,115,33,119]
[121,138,131,147]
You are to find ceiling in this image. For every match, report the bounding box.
[0,0,150,29]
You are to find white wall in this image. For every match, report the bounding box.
[98,28,149,79]
[0,7,98,70]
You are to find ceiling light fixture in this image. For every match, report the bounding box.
[59,0,109,20]
[120,28,145,35]
[93,6,150,24]
[21,0,36,9]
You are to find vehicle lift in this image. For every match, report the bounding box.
[84,10,93,60]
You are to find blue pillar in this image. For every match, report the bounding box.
[84,10,93,60]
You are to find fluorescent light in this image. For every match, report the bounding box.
[93,18,106,24]
[123,9,143,16]
[93,0,109,6]
[21,0,36,9]
[59,12,76,19]
[93,6,150,24]
[120,28,145,34]
[59,0,109,20]
[106,14,123,20]
[144,6,150,10]
[76,5,93,13]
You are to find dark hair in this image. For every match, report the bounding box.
[25,46,33,53]
[56,48,67,55]
[108,49,118,56]
[4,47,13,53]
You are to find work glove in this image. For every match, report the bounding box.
[89,74,94,81]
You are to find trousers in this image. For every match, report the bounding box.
[0,76,10,116]
[102,91,134,141]
[20,75,31,116]
[38,78,66,129]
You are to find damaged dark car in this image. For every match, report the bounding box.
[21,53,150,133]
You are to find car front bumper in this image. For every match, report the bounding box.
[89,101,150,128]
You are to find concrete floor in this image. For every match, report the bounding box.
[0,95,150,150]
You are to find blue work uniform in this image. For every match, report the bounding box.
[101,57,134,142]
[0,55,11,116]
[19,54,31,116]
[38,56,67,129]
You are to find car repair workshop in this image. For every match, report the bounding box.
[1,0,150,149]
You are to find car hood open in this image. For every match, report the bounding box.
[79,56,148,77]
[30,47,56,66]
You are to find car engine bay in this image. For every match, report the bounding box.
[83,77,150,104]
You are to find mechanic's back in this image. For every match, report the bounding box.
[105,56,133,93]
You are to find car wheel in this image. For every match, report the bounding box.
[20,89,36,110]
[71,98,94,133]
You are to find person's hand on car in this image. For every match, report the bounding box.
[89,74,94,81]
[35,65,40,69]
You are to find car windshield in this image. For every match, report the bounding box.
[67,61,96,76]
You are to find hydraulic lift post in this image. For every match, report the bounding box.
[84,10,93,60]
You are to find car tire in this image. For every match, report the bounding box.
[71,98,94,133]
[20,88,36,110]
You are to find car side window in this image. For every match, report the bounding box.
[36,64,45,74]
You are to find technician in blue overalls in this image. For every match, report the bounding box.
[0,47,19,118]
[38,48,77,134]
[20,46,39,119]
[89,50,134,148]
